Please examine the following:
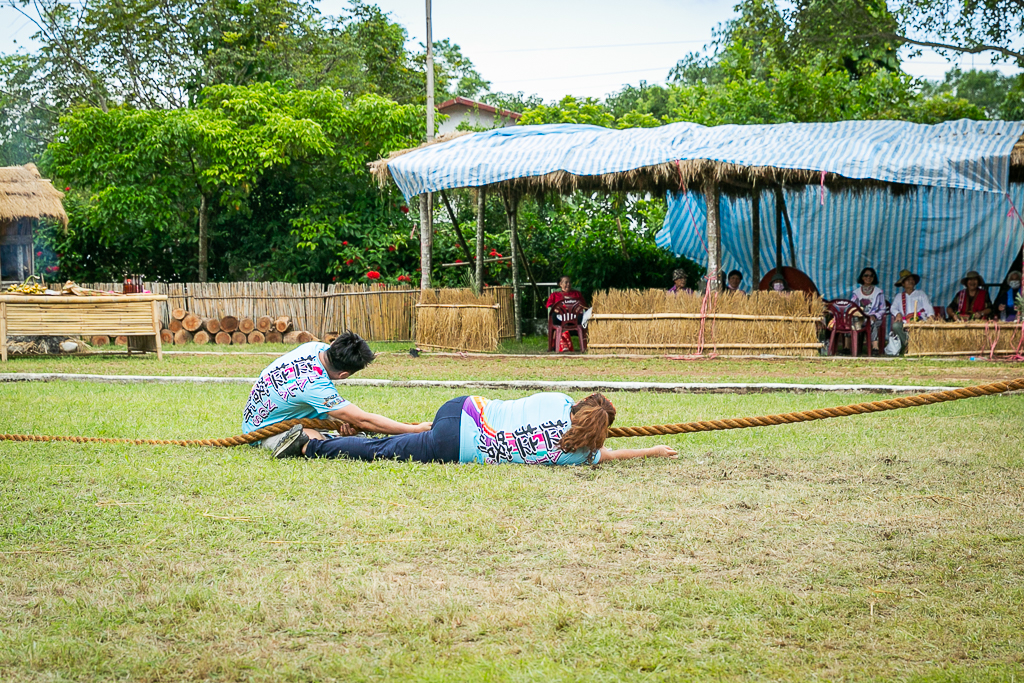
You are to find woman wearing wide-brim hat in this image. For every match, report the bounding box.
[947,270,993,321]
[889,269,935,355]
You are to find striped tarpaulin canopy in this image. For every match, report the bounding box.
[656,186,1024,308]
[385,119,1024,199]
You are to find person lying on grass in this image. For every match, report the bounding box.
[272,391,678,465]
[242,330,431,454]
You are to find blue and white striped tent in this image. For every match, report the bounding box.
[379,119,1024,305]
[384,119,1024,198]
[656,186,1024,309]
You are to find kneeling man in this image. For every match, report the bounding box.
[242,331,431,453]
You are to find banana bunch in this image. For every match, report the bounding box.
[6,279,46,294]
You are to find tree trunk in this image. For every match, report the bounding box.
[231,331,247,345]
[171,308,187,321]
[173,330,192,345]
[283,330,302,345]
[198,193,210,282]
[247,331,265,344]
[274,316,292,333]
[214,331,232,345]
[203,318,220,334]
[220,315,239,333]
[265,331,283,344]
[256,316,272,333]
[238,317,255,334]
[193,330,210,345]
[159,329,174,344]
[168,319,183,333]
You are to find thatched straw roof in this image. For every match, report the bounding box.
[0,163,68,227]
[369,127,1024,199]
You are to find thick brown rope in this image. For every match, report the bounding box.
[1,378,1022,447]
[606,377,1024,437]
[0,418,350,447]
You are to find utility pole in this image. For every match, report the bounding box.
[419,0,435,290]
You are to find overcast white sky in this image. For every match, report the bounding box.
[1,0,1019,102]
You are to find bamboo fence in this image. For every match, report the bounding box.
[416,288,500,352]
[79,282,420,341]
[489,285,515,339]
[587,289,826,356]
[905,319,1024,357]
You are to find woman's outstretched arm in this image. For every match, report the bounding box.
[599,445,678,461]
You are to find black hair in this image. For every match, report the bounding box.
[727,270,742,279]
[858,267,878,285]
[324,331,375,374]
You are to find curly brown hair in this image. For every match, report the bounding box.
[558,393,616,455]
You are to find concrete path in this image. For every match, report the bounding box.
[0,373,964,394]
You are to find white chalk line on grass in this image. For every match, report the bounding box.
[0,373,966,394]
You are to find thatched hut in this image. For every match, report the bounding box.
[370,120,1024,346]
[0,163,68,283]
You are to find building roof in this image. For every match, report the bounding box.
[0,163,68,227]
[437,97,521,122]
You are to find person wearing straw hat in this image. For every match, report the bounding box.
[273,391,678,464]
[947,271,993,321]
[889,269,935,354]
[243,331,432,455]
[667,269,692,293]
[995,269,1022,321]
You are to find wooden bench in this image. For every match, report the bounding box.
[0,294,166,361]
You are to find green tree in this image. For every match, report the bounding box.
[48,83,414,282]
[518,96,615,127]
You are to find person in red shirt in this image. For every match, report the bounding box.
[546,276,587,352]
[947,270,993,321]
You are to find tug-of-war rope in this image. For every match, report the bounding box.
[2,378,1023,448]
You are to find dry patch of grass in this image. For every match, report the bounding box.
[0,383,1022,680]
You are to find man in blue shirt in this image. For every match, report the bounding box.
[242,331,431,454]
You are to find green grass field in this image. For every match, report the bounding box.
[2,357,1023,681]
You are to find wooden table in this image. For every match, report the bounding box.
[0,294,167,361]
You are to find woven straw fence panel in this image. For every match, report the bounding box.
[587,289,825,356]
[906,320,1024,357]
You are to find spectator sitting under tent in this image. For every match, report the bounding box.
[725,270,746,294]
[667,269,692,293]
[947,270,993,321]
[545,276,588,352]
[995,269,1022,321]
[769,274,789,292]
[889,269,935,354]
[852,266,887,351]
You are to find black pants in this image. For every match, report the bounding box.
[304,396,465,463]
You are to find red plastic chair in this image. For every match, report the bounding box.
[826,299,871,357]
[550,300,587,353]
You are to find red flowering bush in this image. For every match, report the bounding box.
[366,271,381,280]
[397,274,412,282]
[342,241,348,246]
[345,259,354,265]
[400,206,409,214]
[388,245,396,252]
[36,251,42,257]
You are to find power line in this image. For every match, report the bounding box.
[484,39,707,55]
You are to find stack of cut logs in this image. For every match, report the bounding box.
[150,309,318,346]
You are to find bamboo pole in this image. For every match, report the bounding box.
[705,179,721,292]
[905,350,1018,357]
[415,304,500,309]
[751,189,761,286]
[475,187,486,295]
[587,343,823,349]
[591,313,822,322]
